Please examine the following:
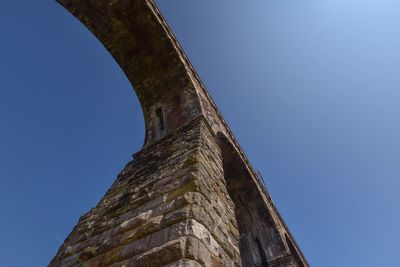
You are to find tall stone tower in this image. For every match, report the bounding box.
[50,1,308,267]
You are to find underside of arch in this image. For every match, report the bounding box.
[218,132,309,266]
[218,133,286,265]
[57,0,203,146]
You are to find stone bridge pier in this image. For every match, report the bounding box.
[49,1,309,266]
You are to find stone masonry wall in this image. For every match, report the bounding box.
[49,117,241,267]
[55,1,309,265]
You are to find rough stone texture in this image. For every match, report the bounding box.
[52,1,309,266]
[50,118,240,267]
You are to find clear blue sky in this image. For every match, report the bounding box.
[0,1,399,266]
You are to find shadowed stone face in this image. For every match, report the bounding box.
[51,1,309,266]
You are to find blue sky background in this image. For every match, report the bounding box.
[0,1,399,266]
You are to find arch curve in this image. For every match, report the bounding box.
[57,0,204,146]
[217,132,287,266]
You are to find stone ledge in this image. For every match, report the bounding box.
[266,255,298,267]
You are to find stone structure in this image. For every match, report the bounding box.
[50,1,309,266]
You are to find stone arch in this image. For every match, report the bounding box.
[56,0,255,168]
[54,1,310,266]
[57,0,204,147]
[217,132,287,266]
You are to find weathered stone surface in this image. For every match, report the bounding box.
[51,119,241,267]
[51,1,308,266]
[50,118,306,267]
[163,259,202,267]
